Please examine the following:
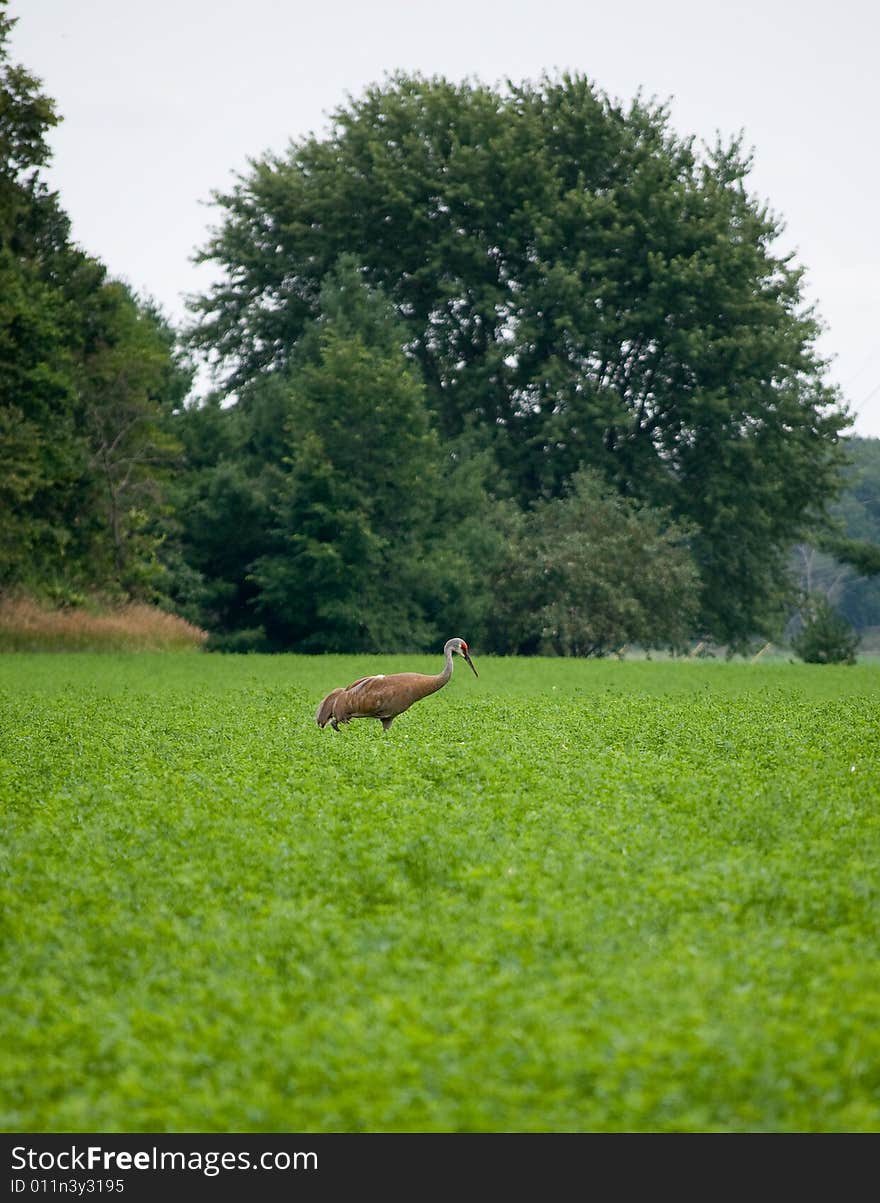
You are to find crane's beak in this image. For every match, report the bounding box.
[463,650,478,677]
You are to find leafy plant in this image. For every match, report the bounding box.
[3,652,879,1131]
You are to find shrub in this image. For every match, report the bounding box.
[790,593,859,665]
[489,469,700,656]
[204,627,270,654]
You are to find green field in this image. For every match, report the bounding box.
[2,652,879,1132]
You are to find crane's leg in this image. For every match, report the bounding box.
[380,717,394,732]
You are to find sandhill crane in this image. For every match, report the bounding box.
[316,637,478,732]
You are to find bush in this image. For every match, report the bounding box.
[489,469,700,656]
[204,626,271,654]
[790,593,859,665]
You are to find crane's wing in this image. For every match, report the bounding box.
[342,674,398,718]
[345,675,378,691]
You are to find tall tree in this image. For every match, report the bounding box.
[251,258,465,651]
[77,285,190,595]
[0,3,80,587]
[0,6,190,597]
[189,72,849,647]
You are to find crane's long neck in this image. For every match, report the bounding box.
[421,646,454,697]
[440,645,455,683]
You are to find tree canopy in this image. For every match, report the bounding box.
[188,71,850,647]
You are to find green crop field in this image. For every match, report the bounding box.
[2,652,879,1132]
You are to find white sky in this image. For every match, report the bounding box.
[9,0,880,435]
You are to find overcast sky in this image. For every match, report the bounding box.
[9,0,880,435]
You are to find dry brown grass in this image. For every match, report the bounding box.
[0,595,209,652]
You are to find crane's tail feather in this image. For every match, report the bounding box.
[316,688,344,729]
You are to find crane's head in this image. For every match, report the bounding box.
[447,637,478,677]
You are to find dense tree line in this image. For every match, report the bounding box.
[182,71,850,651]
[3,17,870,655]
[170,255,700,653]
